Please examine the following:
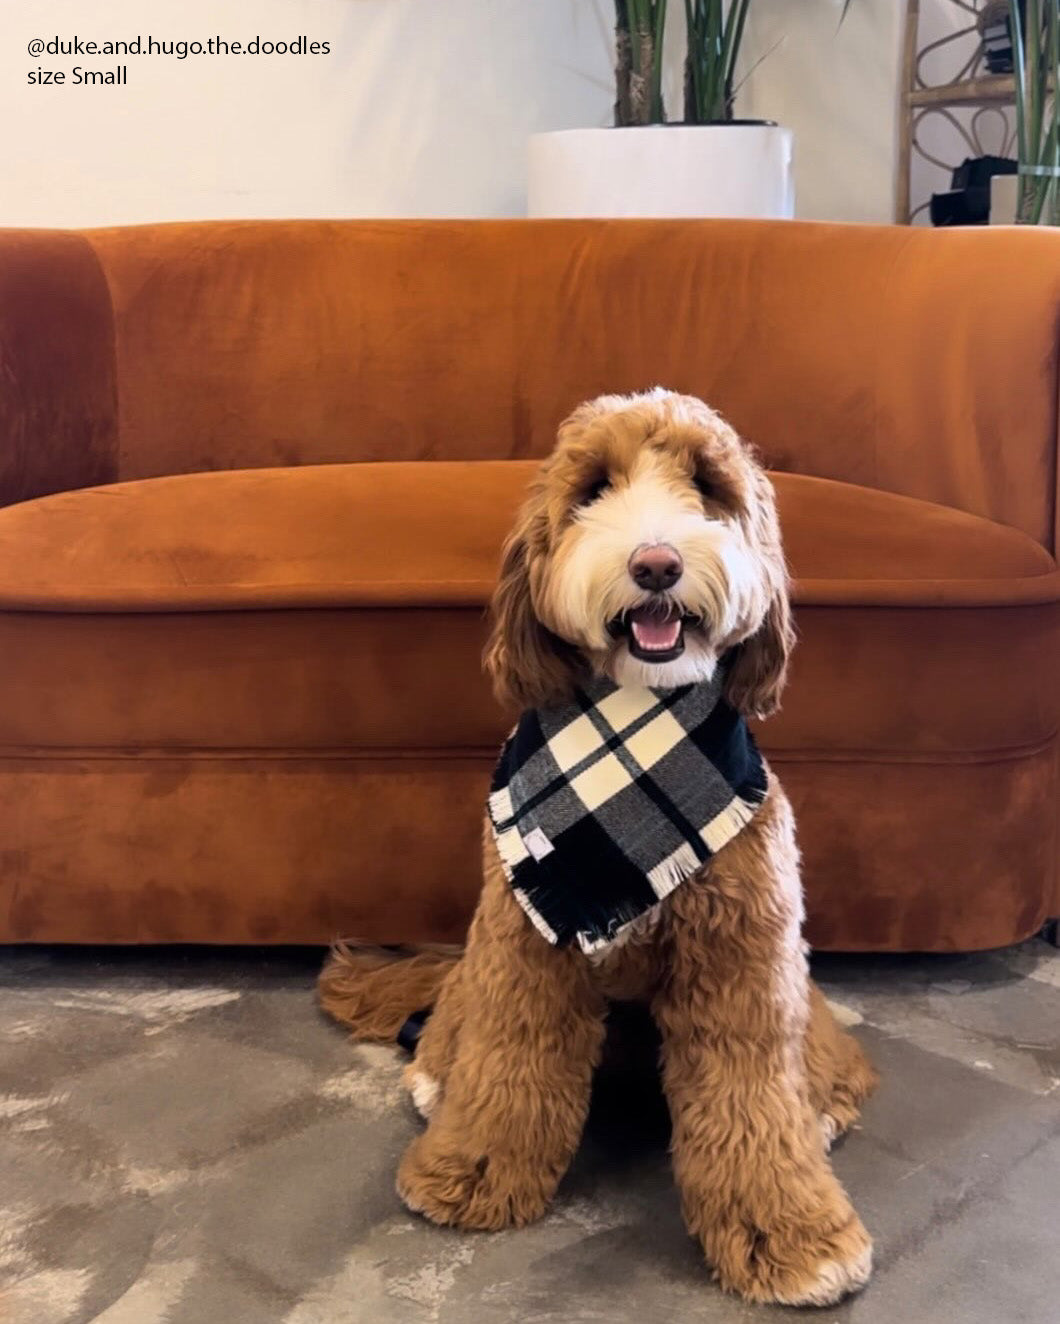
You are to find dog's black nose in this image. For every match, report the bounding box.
[629,544,683,592]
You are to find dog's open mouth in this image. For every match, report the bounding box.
[608,605,694,663]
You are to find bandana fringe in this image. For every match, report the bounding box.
[511,887,559,944]
[701,792,762,853]
[646,841,702,899]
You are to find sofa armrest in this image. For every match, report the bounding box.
[0,229,117,508]
[857,227,1060,552]
[680,223,1060,552]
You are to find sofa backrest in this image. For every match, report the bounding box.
[7,219,1060,547]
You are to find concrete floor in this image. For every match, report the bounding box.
[1,938,1057,1323]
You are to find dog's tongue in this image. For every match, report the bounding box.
[630,607,681,652]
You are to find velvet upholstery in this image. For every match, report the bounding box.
[0,219,1057,949]
[0,229,118,507]
[85,220,1060,544]
[0,465,1054,756]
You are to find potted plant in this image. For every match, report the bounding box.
[528,1,794,219]
[1007,0,1059,224]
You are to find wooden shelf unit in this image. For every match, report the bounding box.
[896,0,1017,223]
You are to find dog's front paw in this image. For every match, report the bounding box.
[711,1204,872,1306]
[396,1133,552,1231]
[403,1065,440,1119]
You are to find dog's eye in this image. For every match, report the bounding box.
[692,474,714,501]
[578,474,611,507]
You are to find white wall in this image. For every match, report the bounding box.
[0,0,904,229]
[739,0,903,225]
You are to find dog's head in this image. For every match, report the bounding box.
[485,389,793,718]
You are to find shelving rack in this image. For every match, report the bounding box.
[896,0,1016,223]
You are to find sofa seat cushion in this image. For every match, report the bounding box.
[0,462,523,612]
[0,461,1055,753]
[0,461,1055,613]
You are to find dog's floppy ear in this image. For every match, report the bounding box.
[484,517,579,713]
[723,468,795,720]
[723,592,794,720]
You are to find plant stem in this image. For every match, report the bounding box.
[1049,0,1059,222]
[1028,0,1043,194]
[725,0,752,114]
[684,0,752,123]
[1011,0,1028,198]
[1012,0,1060,224]
[615,0,632,126]
[616,0,666,124]
[651,0,668,122]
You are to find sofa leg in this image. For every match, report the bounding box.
[1041,919,1060,948]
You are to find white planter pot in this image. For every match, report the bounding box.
[528,125,795,220]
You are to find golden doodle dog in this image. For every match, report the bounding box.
[320,389,877,1306]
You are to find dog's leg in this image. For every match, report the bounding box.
[403,958,466,1118]
[653,791,872,1307]
[396,840,606,1231]
[804,983,878,1150]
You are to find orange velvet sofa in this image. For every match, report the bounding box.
[0,218,1057,951]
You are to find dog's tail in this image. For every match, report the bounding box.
[317,942,461,1043]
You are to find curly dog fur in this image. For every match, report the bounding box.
[320,390,878,1306]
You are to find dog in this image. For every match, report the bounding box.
[319,389,877,1306]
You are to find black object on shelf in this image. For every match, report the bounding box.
[930,155,1018,226]
[979,0,1024,74]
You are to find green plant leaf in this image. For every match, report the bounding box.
[723,0,752,93]
[1010,0,1028,216]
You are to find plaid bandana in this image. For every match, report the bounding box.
[488,674,768,954]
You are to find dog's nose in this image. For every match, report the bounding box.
[629,544,683,592]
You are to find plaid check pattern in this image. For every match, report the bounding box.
[488,674,768,954]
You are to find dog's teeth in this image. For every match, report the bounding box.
[631,618,681,651]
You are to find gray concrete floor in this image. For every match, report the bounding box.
[1,938,1057,1323]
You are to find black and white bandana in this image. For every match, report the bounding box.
[488,674,768,954]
